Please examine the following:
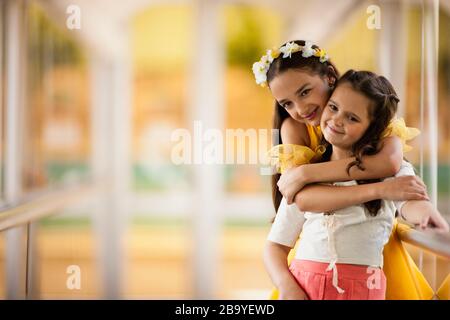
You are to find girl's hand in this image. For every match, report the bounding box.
[402,201,450,233]
[278,166,309,204]
[278,277,309,300]
[379,176,429,201]
[419,209,450,233]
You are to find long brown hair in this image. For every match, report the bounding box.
[265,40,340,213]
[328,70,400,216]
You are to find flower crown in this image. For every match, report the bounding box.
[252,41,329,87]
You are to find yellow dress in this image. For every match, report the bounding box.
[437,274,450,300]
[268,118,433,300]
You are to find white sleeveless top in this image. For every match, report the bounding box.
[267,161,415,293]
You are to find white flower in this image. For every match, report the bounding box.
[252,42,331,88]
[255,74,267,85]
[280,42,301,58]
[252,61,268,85]
[260,54,270,65]
[252,61,267,73]
[302,41,315,58]
[266,51,274,63]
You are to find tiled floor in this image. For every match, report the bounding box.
[0,224,448,299]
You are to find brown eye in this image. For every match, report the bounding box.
[300,89,311,97]
[329,104,337,111]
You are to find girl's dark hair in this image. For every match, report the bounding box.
[331,69,400,216]
[266,40,340,213]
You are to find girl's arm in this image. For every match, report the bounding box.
[279,136,403,204]
[400,200,449,233]
[305,135,403,181]
[294,175,429,213]
[280,117,309,145]
[263,241,308,300]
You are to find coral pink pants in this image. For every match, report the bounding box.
[289,259,386,300]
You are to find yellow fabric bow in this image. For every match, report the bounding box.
[382,118,421,153]
[267,143,326,174]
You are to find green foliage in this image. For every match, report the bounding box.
[28,3,84,72]
[225,7,266,67]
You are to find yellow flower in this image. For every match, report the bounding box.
[313,48,328,62]
[313,48,322,57]
[267,48,281,62]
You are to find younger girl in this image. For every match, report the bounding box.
[264,70,449,300]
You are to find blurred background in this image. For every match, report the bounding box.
[0,0,449,299]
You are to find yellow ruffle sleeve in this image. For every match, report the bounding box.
[382,118,420,152]
[267,143,327,174]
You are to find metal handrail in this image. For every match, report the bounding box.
[0,180,104,231]
[397,221,450,260]
[1,183,448,259]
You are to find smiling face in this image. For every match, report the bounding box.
[268,69,332,126]
[320,83,373,151]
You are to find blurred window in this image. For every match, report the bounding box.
[25,2,91,192]
[223,5,281,195]
[0,0,5,200]
[132,5,193,194]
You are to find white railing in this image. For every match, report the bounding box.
[0,181,104,232]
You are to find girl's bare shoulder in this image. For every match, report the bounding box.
[280,117,310,146]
